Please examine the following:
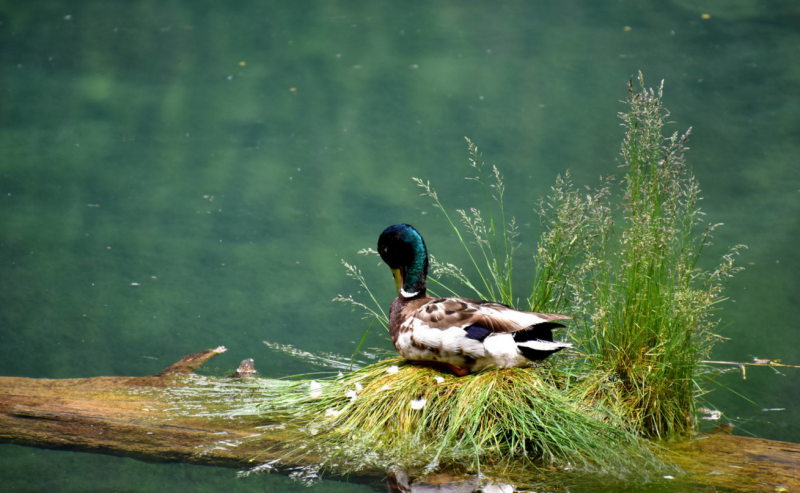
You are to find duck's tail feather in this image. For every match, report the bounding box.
[514,322,570,361]
[517,339,572,361]
[513,322,566,343]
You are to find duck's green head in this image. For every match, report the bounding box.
[378,224,428,298]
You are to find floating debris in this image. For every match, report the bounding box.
[229,358,257,379]
[309,380,322,399]
[238,459,281,477]
[699,407,722,420]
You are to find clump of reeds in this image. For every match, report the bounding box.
[257,359,662,474]
[529,73,744,437]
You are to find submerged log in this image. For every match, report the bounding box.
[0,348,798,492]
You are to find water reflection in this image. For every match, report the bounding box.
[387,471,514,493]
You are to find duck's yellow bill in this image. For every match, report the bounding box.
[391,268,403,296]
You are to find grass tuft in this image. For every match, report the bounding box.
[256,360,664,474]
[530,73,745,437]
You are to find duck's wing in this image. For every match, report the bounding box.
[409,298,570,333]
[394,297,571,367]
[395,298,489,359]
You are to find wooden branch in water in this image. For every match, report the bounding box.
[700,358,800,380]
[0,348,798,492]
[0,347,302,469]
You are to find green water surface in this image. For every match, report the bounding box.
[2,0,799,491]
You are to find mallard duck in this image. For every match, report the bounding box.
[378,223,572,376]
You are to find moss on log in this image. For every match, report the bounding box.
[0,347,797,492]
[0,347,295,468]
